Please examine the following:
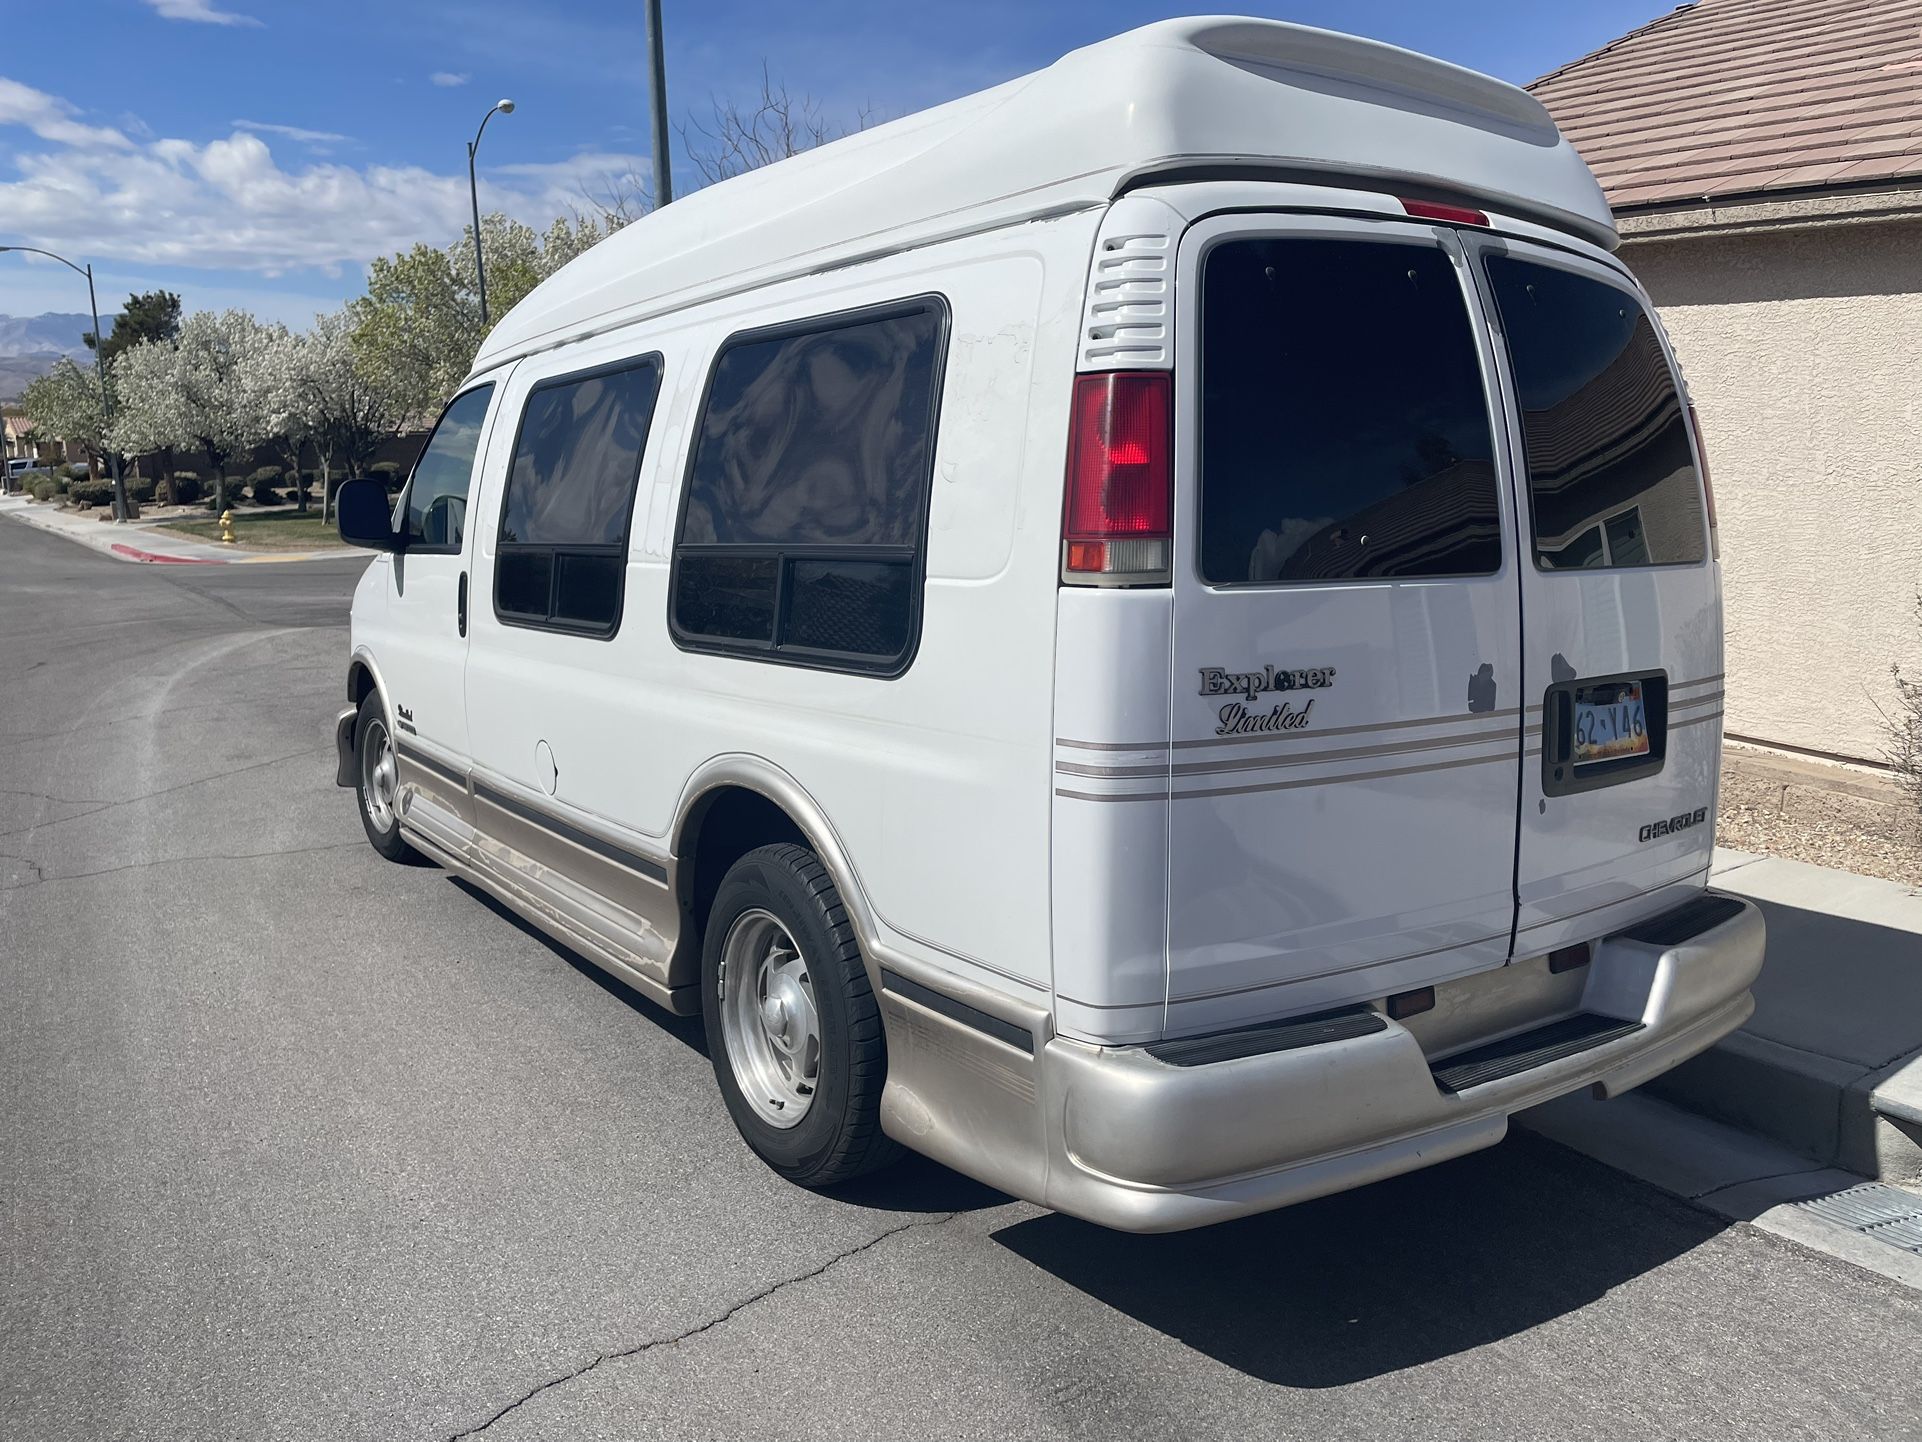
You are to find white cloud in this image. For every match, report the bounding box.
[429,72,470,88]
[0,124,647,279]
[0,77,130,150]
[232,119,351,146]
[142,0,262,26]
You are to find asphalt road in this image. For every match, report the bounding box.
[4,516,1919,1442]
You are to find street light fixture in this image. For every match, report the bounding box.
[0,245,126,520]
[467,98,516,329]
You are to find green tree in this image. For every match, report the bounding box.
[349,211,613,426]
[85,290,184,367]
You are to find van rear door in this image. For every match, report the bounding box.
[1467,238,1722,956]
[1163,214,1525,1036]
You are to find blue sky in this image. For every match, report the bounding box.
[0,0,1673,329]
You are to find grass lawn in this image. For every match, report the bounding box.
[154,508,349,552]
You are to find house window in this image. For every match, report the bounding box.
[495,356,662,637]
[670,298,947,675]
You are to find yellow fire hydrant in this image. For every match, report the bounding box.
[218,509,237,545]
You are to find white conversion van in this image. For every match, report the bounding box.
[334,17,1764,1232]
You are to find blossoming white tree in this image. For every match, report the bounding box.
[19,359,110,479]
[110,339,186,499]
[172,309,279,514]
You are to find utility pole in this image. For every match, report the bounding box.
[644,0,673,206]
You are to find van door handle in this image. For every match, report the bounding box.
[457,571,468,638]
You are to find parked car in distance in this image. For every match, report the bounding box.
[334,16,1763,1232]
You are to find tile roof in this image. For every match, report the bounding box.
[1528,0,1922,210]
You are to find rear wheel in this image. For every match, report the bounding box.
[702,843,898,1186]
[354,692,418,863]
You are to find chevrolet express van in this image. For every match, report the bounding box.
[333,17,1764,1232]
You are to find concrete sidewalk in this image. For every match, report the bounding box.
[1646,847,1922,1182]
[0,494,348,564]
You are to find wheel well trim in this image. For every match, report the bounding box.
[347,646,393,735]
[671,756,885,988]
[668,756,1052,1043]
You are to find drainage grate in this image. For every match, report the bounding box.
[1794,1183,1922,1256]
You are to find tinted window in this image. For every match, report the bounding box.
[671,301,945,674]
[1485,257,1706,570]
[404,384,493,550]
[495,357,661,636]
[1199,238,1501,585]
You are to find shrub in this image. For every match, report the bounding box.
[126,476,157,505]
[1889,596,1922,853]
[370,461,404,492]
[67,477,114,507]
[166,472,202,505]
[64,462,92,481]
[28,475,60,502]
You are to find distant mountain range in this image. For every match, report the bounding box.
[0,313,94,403]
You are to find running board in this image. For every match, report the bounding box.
[1430,1013,1644,1093]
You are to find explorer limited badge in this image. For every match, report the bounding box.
[1199,664,1336,738]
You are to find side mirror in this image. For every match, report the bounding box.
[337,478,403,552]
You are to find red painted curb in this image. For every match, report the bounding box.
[110,542,222,565]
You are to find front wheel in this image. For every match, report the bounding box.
[702,844,898,1187]
[353,692,418,863]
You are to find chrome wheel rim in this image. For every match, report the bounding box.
[361,717,398,833]
[719,908,820,1129]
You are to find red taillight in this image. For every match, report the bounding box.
[1063,370,1172,583]
[1687,403,1720,559]
[1400,197,1490,228]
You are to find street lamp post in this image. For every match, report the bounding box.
[0,245,127,521]
[467,99,516,329]
[644,0,673,206]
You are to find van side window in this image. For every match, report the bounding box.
[670,298,946,674]
[1484,257,1707,570]
[1198,238,1502,585]
[494,356,663,637]
[403,383,494,552]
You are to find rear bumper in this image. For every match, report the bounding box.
[333,704,358,788]
[881,889,1764,1233]
[1040,891,1763,1231]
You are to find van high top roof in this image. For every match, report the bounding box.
[474,16,1614,372]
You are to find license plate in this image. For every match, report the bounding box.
[1573,682,1649,766]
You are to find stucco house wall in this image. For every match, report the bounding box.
[1624,217,1922,763]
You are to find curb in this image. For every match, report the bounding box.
[110,542,222,565]
[1519,1091,1922,1291]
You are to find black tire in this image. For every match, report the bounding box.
[702,843,899,1187]
[353,692,419,863]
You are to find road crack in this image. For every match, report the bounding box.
[0,746,331,840]
[447,1212,958,1439]
[0,840,362,891]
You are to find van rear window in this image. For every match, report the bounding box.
[1485,257,1706,570]
[1198,237,1502,585]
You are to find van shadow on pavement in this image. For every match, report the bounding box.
[991,1134,1727,1387]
